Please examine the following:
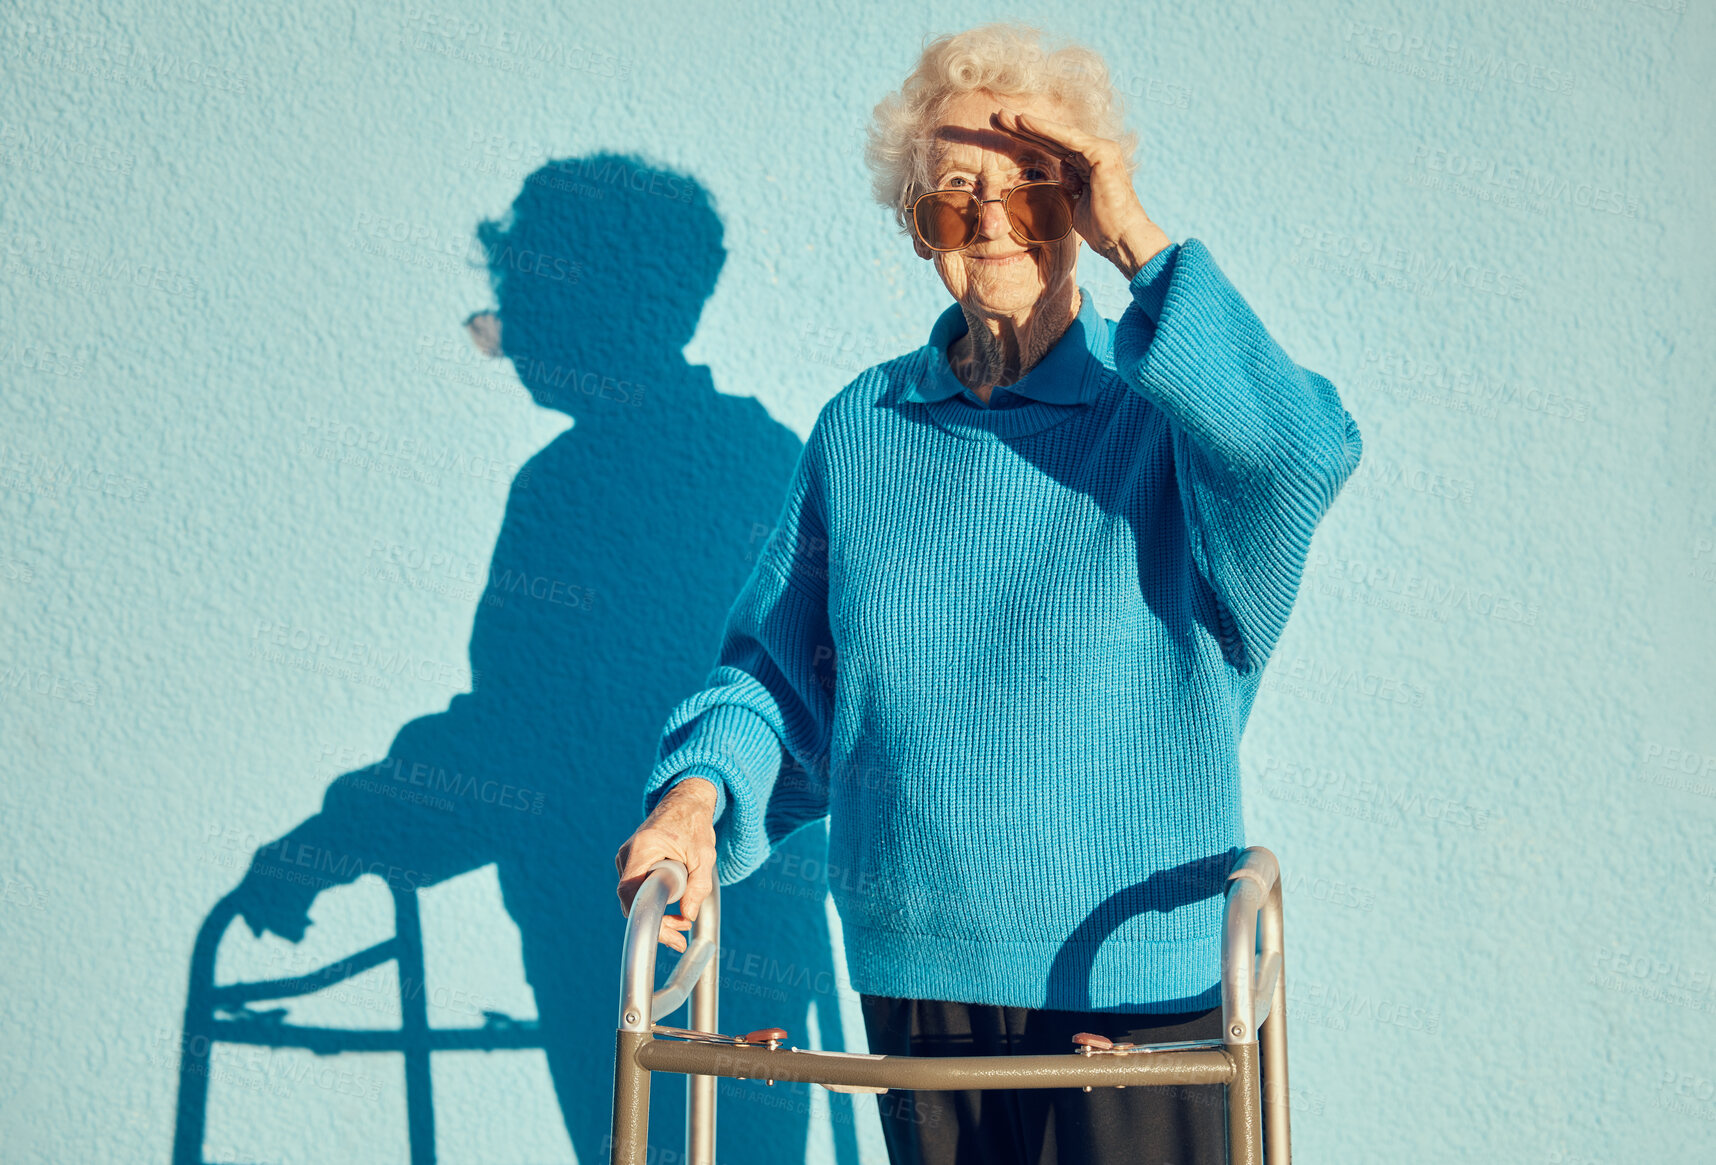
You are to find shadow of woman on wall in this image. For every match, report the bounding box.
[197,154,857,1165]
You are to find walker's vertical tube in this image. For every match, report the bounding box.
[612,862,685,1165]
[611,1029,652,1165]
[1258,878,1290,1163]
[686,881,720,1165]
[1226,1040,1263,1165]
[1221,847,1282,1165]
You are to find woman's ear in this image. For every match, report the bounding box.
[911,234,933,261]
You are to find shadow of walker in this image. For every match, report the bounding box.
[174,153,858,1165]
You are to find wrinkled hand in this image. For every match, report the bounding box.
[614,777,718,953]
[990,107,1173,280]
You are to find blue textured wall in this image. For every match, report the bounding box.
[3,1,1712,1162]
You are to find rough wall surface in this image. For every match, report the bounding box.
[1,1,1711,1162]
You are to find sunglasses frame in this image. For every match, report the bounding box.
[908,180,1082,253]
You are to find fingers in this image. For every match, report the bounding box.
[617,838,711,954]
[990,109,1103,166]
[616,792,717,928]
[680,859,714,924]
[614,836,694,917]
[616,862,649,917]
[616,834,679,916]
[658,915,691,953]
[616,845,654,916]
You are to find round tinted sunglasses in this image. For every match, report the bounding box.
[909,181,1081,253]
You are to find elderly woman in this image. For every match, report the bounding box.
[615,22,1362,1164]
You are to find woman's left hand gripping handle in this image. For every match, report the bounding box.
[614,777,720,953]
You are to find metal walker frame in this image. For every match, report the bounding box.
[611,846,1292,1163]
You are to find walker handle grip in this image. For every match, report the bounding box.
[1221,847,1283,1046]
[646,858,688,903]
[618,860,720,1031]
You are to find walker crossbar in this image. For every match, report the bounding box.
[611,846,1292,1165]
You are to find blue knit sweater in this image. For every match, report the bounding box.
[642,238,1363,1012]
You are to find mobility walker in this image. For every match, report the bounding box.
[611,846,1292,1164]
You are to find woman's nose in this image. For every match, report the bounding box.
[976,197,1012,240]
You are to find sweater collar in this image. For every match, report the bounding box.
[904,285,1109,406]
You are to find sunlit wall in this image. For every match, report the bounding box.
[2,2,1712,1162]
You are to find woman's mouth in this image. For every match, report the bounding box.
[968,252,1029,267]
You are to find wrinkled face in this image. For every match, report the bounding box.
[914,88,1082,315]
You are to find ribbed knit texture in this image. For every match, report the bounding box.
[642,237,1364,1012]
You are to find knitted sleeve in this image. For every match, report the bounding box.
[639,421,838,884]
[1111,237,1364,673]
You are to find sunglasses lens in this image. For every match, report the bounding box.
[1006,184,1072,243]
[914,191,977,250]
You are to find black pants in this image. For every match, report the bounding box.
[859,995,1229,1165]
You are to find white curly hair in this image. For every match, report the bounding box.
[864,22,1139,237]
